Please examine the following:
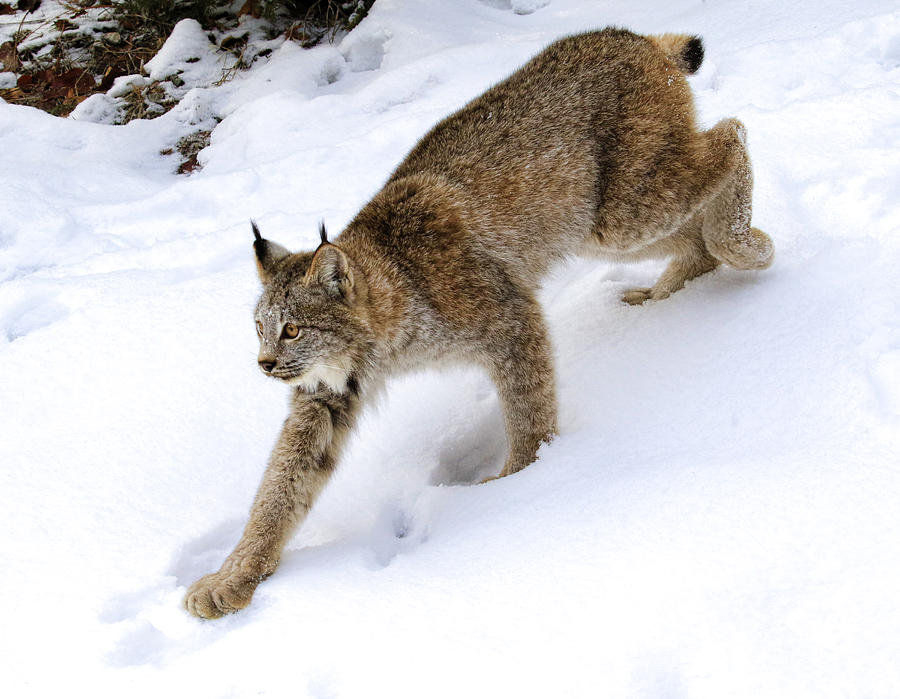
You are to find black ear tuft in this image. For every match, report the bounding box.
[251,219,268,268]
[319,221,328,245]
[251,219,263,260]
[682,36,704,74]
[251,220,291,283]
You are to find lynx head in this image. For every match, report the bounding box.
[251,221,369,393]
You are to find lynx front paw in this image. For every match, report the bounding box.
[622,286,674,305]
[622,288,652,305]
[184,571,259,619]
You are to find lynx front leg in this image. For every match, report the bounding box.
[184,388,358,619]
[483,298,558,479]
[622,251,717,304]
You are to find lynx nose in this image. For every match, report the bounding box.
[259,359,277,373]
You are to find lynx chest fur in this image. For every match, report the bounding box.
[184,27,773,619]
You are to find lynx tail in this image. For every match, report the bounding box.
[648,33,704,74]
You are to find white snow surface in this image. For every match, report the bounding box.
[2,0,900,696]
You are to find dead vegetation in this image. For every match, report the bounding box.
[0,0,375,118]
[0,1,374,173]
[0,1,163,117]
[158,128,212,173]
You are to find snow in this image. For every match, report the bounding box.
[143,19,221,84]
[510,0,551,16]
[1,0,899,697]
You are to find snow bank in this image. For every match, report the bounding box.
[1,0,899,697]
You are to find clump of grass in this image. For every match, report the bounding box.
[119,79,176,122]
[262,0,376,47]
[161,128,212,173]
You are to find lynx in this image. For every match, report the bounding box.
[185,28,773,618]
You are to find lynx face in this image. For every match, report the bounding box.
[254,292,348,392]
[252,224,369,394]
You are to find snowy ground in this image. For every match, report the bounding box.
[2,0,900,696]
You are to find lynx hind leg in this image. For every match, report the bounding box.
[701,118,774,271]
[622,118,773,305]
[482,295,558,479]
[622,215,719,305]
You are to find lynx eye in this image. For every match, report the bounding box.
[282,323,300,340]
[256,320,264,336]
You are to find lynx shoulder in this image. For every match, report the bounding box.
[184,28,773,619]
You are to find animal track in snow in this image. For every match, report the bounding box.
[99,582,197,668]
[478,0,550,14]
[342,28,389,73]
[0,286,68,343]
[368,492,443,569]
[106,619,172,668]
[167,518,244,586]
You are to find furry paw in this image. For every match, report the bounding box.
[184,570,259,619]
[622,286,675,305]
[714,226,775,271]
[622,288,653,305]
[742,227,775,269]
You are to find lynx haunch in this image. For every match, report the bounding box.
[185,27,773,619]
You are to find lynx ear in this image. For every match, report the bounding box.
[306,243,354,299]
[251,220,291,283]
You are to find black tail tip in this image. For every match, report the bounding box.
[683,36,704,74]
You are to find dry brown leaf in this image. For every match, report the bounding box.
[0,41,21,72]
[238,0,260,18]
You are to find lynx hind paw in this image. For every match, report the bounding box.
[718,227,775,271]
[184,571,257,619]
[744,227,775,269]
